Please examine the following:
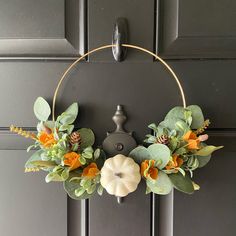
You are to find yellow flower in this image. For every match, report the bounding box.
[82,163,99,178]
[64,152,82,170]
[141,160,158,180]
[38,131,57,148]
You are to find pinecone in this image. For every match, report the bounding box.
[69,131,81,146]
[156,135,169,145]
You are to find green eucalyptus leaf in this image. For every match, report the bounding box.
[144,135,157,144]
[25,150,44,169]
[71,143,79,152]
[82,152,93,159]
[87,184,96,194]
[159,118,189,137]
[169,173,194,194]
[77,128,95,149]
[61,168,70,180]
[186,105,204,129]
[64,178,92,200]
[29,160,57,168]
[79,156,86,165]
[195,145,223,156]
[97,185,104,196]
[195,155,211,168]
[146,171,173,195]
[95,150,106,169]
[59,114,75,125]
[94,149,101,160]
[80,178,91,187]
[147,144,171,169]
[165,106,185,120]
[129,146,151,164]
[75,188,86,197]
[45,172,64,183]
[44,120,55,130]
[175,147,187,155]
[34,97,51,121]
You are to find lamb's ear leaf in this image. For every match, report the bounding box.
[33,97,51,121]
[59,103,79,125]
[25,150,44,169]
[146,171,173,195]
[168,172,194,194]
[147,144,171,169]
[129,146,150,164]
[187,105,204,129]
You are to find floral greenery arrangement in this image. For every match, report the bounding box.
[10,97,223,199]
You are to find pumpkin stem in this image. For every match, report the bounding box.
[115,172,123,178]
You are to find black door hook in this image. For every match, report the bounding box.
[112,18,128,62]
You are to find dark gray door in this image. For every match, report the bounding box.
[0,1,235,236]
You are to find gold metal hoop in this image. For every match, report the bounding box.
[52,44,186,120]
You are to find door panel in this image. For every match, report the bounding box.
[174,133,236,236]
[89,184,150,236]
[157,0,236,58]
[88,0,155,62]
[0,0,235,236]
[0,0,86,58]
[0,149,67,236]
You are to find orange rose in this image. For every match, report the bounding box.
[166,154,183,171]
[182,131,200,150]
[64,152,82,170]
[141,160,158,180]
[82,163,99,178]
[38,131,57,148]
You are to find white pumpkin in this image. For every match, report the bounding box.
[100,154,141,197]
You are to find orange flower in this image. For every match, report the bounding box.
[38,131,57,148]
[141,160,158,180]
[182,131,200,150]
[82,163,99,178]
[166,154,183,171]
[64,152,82,170]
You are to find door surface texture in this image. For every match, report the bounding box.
[0,0,235,236]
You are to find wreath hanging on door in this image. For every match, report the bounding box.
[10,44,223,200]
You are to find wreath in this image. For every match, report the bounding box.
[10,44,223,200]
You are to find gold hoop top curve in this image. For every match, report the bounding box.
[52,44,186,120]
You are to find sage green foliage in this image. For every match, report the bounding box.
[168,173,194,194]
[45,167,70,183]
[131,104,223,195]
[195,155,211,168]
[129,143,171,169]
[26,98,103,194]
[196,145,223,156]
[146,171,172,195]
[27,98,223,198]
[64,178,92,200]
[77,128,95,149]
[56,103,78,134]
[34,97,51,121]
[25,150,44,169]
[64,173,101,200]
